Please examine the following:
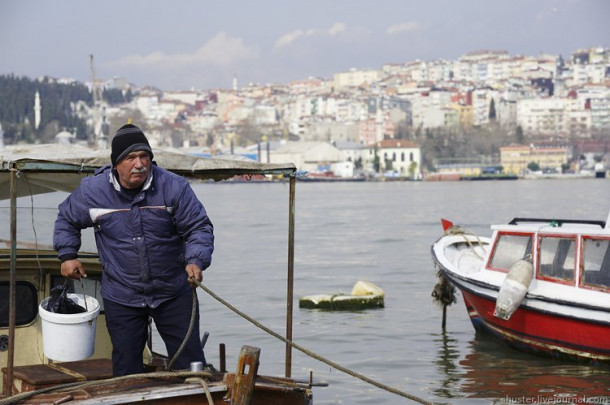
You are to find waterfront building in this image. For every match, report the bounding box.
[334,140,365,165]
[436,161,484,177]
[500,144,569,175]
[363,139,421,178]
[268,141,346,174]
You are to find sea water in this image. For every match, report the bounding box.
[4,179,610,404]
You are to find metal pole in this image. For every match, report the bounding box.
[285,175,296,378]
[6,166,17,395]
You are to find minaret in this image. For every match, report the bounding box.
[375,90,383,142]
[34,90,42,130]
[0,122,4,148]
[232,74,238,92]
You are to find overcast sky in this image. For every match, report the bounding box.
[1,0,607,91]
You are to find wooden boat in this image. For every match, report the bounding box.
[299,280,384,310]
[431,215,610,364]
[0,145,318,403]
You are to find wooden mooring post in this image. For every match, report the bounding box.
[229,345,260,405]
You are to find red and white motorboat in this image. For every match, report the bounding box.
[431,214,610,363]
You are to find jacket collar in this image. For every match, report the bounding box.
[108,166,154,192]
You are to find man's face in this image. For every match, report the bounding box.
[115,150,152,189]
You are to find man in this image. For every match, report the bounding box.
[53,124,214,375]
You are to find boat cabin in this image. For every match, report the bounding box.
[485,218,610,293]
[0,248,113,394]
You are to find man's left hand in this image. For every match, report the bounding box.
[185,263,202,287]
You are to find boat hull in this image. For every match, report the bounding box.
[443,270,610,364]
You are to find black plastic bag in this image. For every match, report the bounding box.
[45,281,87,314]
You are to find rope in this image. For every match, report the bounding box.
[0,370,212,405]
[442,224,488,260]
[432,224,489,313]
[185,377,215,404]
[19,172,45,289]
[191,278,436,405]
[166,288,198,370]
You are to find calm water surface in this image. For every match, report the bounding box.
[4,179,610,404]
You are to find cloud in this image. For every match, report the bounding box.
[274,22,346,48]
[107,32,259,70]
[275,29,306,48]
[328,22,346,36]
[536,7,561,22]
[386,21,421,35]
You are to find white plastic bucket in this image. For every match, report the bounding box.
[39,294,100,361]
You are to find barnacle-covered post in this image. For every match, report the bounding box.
[432,268,456,329]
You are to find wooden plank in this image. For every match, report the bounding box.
[1,359,113,394]
[229,346,260,405]
[58,359,113,380]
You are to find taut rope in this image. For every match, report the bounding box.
[191,278,436,405]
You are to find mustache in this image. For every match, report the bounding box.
[130,167,148,174]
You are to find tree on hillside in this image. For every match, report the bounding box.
[234,118,263,146]
[489,98,496,121]
[0,74,132,145]
[107,108,146,136]
[395,120,412,140]
[515,125,524,144]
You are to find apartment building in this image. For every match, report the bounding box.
[516,98,567,135]
[560,95,590,136]
[358,114,396,145]
[410,89,453,128]
[577,85,610,131]
[333,68,383,89]
[471,88,500,126]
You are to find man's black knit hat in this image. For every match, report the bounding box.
[111,124,153,166]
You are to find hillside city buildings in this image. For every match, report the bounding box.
[67,47,610,178]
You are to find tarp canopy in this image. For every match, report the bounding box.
[0,144,296,200]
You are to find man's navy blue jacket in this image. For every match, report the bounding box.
[54,164,214,309]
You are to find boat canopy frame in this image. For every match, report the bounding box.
[1,145,298,395]
[508,217,606,228]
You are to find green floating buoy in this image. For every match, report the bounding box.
[299,280,385,310]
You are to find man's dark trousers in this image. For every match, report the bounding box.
[104,291,206,376]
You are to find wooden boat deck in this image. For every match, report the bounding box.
[1,352,313,404]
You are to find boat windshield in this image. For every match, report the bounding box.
[582,238,610,289]
[538,236,576,282]
[488,233,532,271]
